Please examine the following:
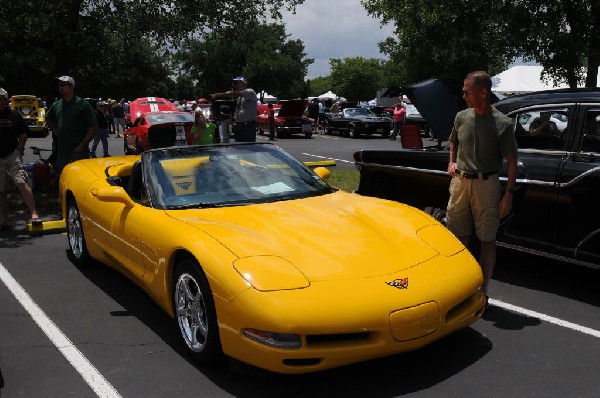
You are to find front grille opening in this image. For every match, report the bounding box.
[306,332,370,346]
[283,358,322,367]
[446,292,482,324]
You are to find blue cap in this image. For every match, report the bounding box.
[232,76,247,84]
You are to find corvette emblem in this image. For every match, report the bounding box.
[176,181,192,190]
[386,278,408,289]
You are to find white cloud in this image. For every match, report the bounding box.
[281,0,395,78]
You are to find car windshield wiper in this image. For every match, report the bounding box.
[264,190,327,203]
[167,203,222,210]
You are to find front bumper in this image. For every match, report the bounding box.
[216,250,485,373]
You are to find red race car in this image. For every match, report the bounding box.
[124,97,193,154]
[257,99,313,138]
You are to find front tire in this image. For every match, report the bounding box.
[67,199,90,266]
[424,207,447,226]
[349,125,359,138]
[319,121,330,135]
[173,258,222,365]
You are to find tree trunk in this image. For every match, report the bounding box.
[566,67,578,89]
[586,56,599,88]
[586,3,600,88]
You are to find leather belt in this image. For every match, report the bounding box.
[456,169,497,179]
[237,121,256,125]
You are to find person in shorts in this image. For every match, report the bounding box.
[0,88,40,229]
[446,71,518,297]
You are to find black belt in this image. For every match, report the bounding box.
[456,170,497,179]
[237,121,256,125]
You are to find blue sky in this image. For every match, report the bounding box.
[281,0,395,79]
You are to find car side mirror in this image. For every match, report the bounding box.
[91,186,135,207]
[313,167,331,180]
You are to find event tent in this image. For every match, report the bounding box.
[258,91,277,103]
[318,91,337,99]
[492,65,600,94]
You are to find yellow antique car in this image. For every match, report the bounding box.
[10,95,48,137]
[59,143,485,374]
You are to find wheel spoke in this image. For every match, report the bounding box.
[183,278,197,302]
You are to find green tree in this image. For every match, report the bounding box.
[0,0,305,98]
[361,0,523,86]
[308,76,333,96]
[362,0,599,88]
[329,57,384,101]
[518,0,600,88]
[177,22,313,100]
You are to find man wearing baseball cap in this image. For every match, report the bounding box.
[46,76,97,173]
[211,76,258,142]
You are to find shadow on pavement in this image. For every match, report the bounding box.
[73,253,493,397]
[481,304,542,330]
[494,248,600,307]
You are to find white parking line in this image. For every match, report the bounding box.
[489,298,600,338]
[0,262,122,398]
[301,152,354,164]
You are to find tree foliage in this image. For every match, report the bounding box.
[307,76,333,97]
[361,0,521,87]
[177,23,313,100]
[329,57,385,101]
[361,0,600,88]
[0,0,305,99]
[518,0,600,88]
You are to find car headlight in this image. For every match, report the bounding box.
[416,224,464,256]
[233,256,309,291]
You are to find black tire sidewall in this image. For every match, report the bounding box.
[173,258,222,365]
[67,199,90,266]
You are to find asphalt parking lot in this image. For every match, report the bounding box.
[1,133,599,397]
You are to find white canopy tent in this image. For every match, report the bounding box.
[318,90,337,99]
[258,91,277,103]
[492,65,600,94]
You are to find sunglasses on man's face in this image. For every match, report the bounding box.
[58,83,71,87]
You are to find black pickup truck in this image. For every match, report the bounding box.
[354,85,600,269]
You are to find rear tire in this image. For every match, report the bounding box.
[67,199,90,266]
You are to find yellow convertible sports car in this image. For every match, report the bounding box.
[59,143,485,374]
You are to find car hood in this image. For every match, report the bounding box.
[277,99,307,118]
[167,191,457,281]
[354,116,389,122]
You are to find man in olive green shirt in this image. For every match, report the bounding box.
[447,71,518,297]
[46,76,97,173]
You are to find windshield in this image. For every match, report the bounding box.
[142,144,334,209]
[146,113,193,125]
